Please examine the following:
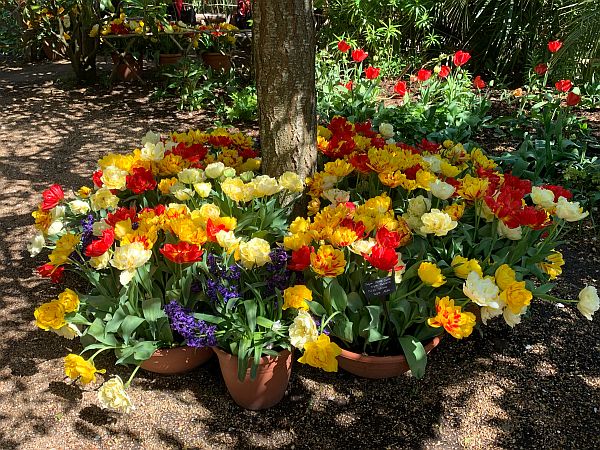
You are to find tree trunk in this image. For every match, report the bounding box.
[253,0,317,180]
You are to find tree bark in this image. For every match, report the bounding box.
[253,0,317,180]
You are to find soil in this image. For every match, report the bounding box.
[0,60,599,450]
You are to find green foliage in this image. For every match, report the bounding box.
[316,46,381,122]
[552,0,600,81]
[318,0,440,65]
[0,1,22,56]
[374,59,492,144]
[224,85,257,122]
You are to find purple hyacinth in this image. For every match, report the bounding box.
[266,247,289,272]
[263,248,292,296]
[80,214,95,250]
[164,300,217,348]
[314,317,331,336]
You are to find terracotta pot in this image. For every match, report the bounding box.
[140,346,213,374]
[337,336,442,379]
[213,347,292,410]
[111,52,143,82]
[158,53,183,66]
[201,52,232,71]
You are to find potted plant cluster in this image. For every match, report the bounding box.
[195,22,238,71]
[30,128,336,411]
[285,115,596,378]
[30,119,598,411]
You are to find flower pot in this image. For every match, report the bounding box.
[158,53,183,67]
[111,52,143,82]
[201,52,232,71]
[140,346,213,374]
[213,347,292,410]
[337,336,442,379]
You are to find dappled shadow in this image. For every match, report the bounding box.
[0,60,598,448]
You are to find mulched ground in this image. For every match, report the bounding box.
[0,60,599,450]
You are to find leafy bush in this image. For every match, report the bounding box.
[316,43,382,122]
[224,85,257,122]
[0,0,22,56]
[374,51,492,144]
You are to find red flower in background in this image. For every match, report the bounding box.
[288,246,312,271]
[566,91,581,106]
[393,80,407,96]
[92,170,103,188]
[555,79,572,92]
[41,184,64,211]
[548,40,562,53]
[37,264,64,283]
[351,48,368,62]
[365,245,398,271]
[160,242,204,264]
[337,40,351,53]
[438,65,451,78]
[126,167,157,194]
[453,50,471,67]
[364,66,381,80]
[344,80,353,90]
[534,63,548,75]
[473,76,486,89]
[85,228,115,258]
[417,69,432,82]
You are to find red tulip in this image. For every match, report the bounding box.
[364,245,398,271]
[288,246,312,271]
[343,80,353,90]
[85,228,115,258]
[417,69,432,82]
[548,40,562,53]
[37,263,64,283]
[206,218,230,242]
[160,242,204,264]
[92,170,103,188]
[473,75,486,89]
[534,63,548,75]
[106,207,137,227]
[393,80,407,96]
[566,91,581,106]
[438,65,451,78]
[126,167,157,194]
[364,66,380,80]
[453,50,471,67]
[541,184,573,201]
[351,49,368,63]
[555,79,572,92]
[376,227,401,249]
[337,40,350,53]
[41,184,64,211]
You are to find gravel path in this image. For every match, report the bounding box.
[0,61,598,450]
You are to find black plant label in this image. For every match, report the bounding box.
[362,277,395,300]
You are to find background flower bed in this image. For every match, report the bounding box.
[0,61,599,449]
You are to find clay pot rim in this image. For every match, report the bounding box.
[212,346,291,368]
[150,345,212,357]
[338,336,442,364]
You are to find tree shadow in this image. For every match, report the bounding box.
[0,60,598,449]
